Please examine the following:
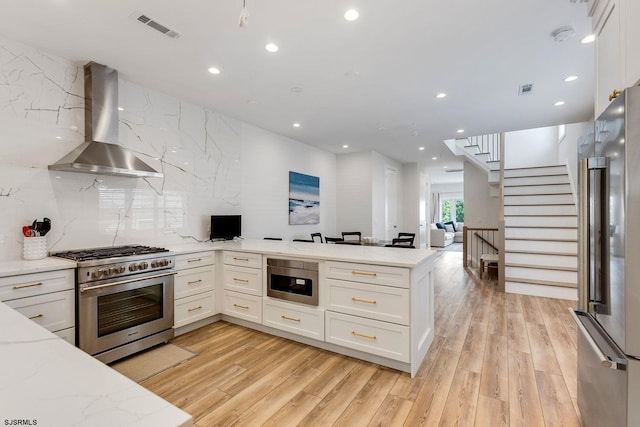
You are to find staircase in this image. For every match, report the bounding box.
[445,134,501,196]
[503,165,578,299]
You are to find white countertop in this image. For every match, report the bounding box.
[169,239,436,268]
[0,301,192,427]
[0,257,77,277]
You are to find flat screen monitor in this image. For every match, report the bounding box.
[210,215,241,240]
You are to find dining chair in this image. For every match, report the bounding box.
[325,237,344,243]
[385,237,415,248]
[263,237,283,240]
[341,231,362,243]
[397,232,416,247]
[310,233,323,243]
[292,239,314,242]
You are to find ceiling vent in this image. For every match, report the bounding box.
[131,12,181,39]
[518,83,534,96]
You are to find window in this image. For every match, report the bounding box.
[441,198,464,223]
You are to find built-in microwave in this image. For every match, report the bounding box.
[266,258,319,306]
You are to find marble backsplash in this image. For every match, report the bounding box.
[0,36,241,261]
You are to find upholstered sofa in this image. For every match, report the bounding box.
[429,222,464,247]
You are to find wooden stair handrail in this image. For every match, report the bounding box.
[473,231,499,253]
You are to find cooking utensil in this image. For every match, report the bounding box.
[22,226,32,237]
[41,218,51,236]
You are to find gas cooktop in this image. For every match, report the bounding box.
[53,245,170,262]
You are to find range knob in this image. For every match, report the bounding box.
[115,266,126,274]
[139,262,149,270]
[129,263,139,272]
[92,269,106,279]
[151,261,159,268]
[106,268,115,276]
[162,259,170,267]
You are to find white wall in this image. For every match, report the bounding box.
[372,151,403,239]
[504,126,559,169]
[0,35,337,260]
[402,163,419,242]
[559,121,591,192]
[336,151,373,237]
[463,161,499,228]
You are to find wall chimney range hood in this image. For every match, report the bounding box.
[49,62,162,178]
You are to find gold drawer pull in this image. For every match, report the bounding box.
[233,277,249,283]
[281,315,301,322]
[352,297,377,305]
[188,306,203,312]
[351,270,377,277]
[352,331,376,340]
[233,257,249,261]
[187,258,202,263]
[29,313,44,320]
[188,279,203,285]
[609,89,622,102]
[233,303,249,310]
[13,282,43,290]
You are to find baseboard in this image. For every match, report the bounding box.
[506,281,578,300]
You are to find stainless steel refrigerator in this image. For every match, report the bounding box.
[572,85,640,427]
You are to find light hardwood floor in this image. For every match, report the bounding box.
[142,251,581,426]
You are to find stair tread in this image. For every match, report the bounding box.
[504,192,573,196]
[503,182,570,187]
[506,250,577,256]
[505,165,566,171]
[505,277,577,288]
[506,237,577,242]
[504,214,577,217]
[505,263,577,272]
[504,203,576,206]
[506,225,577,229]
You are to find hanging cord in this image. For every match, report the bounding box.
[239,0,249,27]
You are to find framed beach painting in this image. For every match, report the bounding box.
[289,171,320,225]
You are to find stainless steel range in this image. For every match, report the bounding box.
[53,245,175,363]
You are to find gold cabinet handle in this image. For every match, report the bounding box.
[13,282,43,290]
[233,257,249,261]
[187,258,202,263]
[351,270,377,277]
[29,313,44,320]
[352,331,376,340]
[233,277,249,283]
[352,297,377,305]
[281,315,301,322]
[233,303,249,310]
[187,306,203,312]
[609,89,622,102]
[187,279,203,285]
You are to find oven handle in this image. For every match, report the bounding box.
[80,271,177,293]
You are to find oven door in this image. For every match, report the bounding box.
[78,271,175,356]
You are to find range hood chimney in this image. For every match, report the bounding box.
[49,62,162,178]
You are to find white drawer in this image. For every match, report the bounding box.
[5,290,74,333]
[325,261,409,289]
[54,327,76,345]
[327,279,410,325]
[222,290,262,323]
[223,251,262,269]
[0,269,74,302]
[174,291,216,328]
[223,265,263,296]
[175,251,215,270]
[263,298,324,341]
[325,311,410,363]
[175,265,215,299]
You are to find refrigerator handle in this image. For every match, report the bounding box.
[586,157,609,315]
[569,309,624,370]
[578,158,589,312]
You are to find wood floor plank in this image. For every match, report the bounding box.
[525,321,562,375]
[302,354,359,399]
[458,322,488,374]
[535,370,581,426]
[438,368,481,427]
[261,391,321,427]
[521,295,544,325]
[475,395,509,427]
[507,311,531,354]
[389,335,445,401]
[367,395,413,427]
[479,333,508,402]
[487,292,507,336]
[508,350,545,427]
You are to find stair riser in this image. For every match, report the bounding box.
[505,239,577,254]
[489,171,500,183]
[487,162,500,171]
[504,166,566,178]
[504,194,575,205]
[505,282,578,299]
[505,216,577,227]
[506,267,577,284]
[503,184,572,196]
[505,253,577,269]
[504,175,569,186]
[504,205,577,216]
[505,228,577,240]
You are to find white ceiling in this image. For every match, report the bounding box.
[0,0,594,184]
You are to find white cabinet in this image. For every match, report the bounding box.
[222,251,263,323]
[592,0,640,117]
[324,261,411,363]
[173,251,216,328]
[263,298,324,340]
[0,269,75,343]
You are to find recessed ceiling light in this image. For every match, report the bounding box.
[293,123,301,128]
[208,67,221,75]
[342,144,349,149]
[620,138,625,144]
[554,101,566,106]
[344,9,359,21]
[418,147,425,151]
[117,107,124,111]
[55,136,62,139]
[432,156,438,160]
[457,129,464,134]
[564,75,578,82]
[171,150,177,153]
[443,166,448,169]
[265,43,279,53]
[581,34,596,44]
[435,92,447,99]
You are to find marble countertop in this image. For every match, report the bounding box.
[169,239,436,268]
[0,256,77,277]
[0,301,192,427]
